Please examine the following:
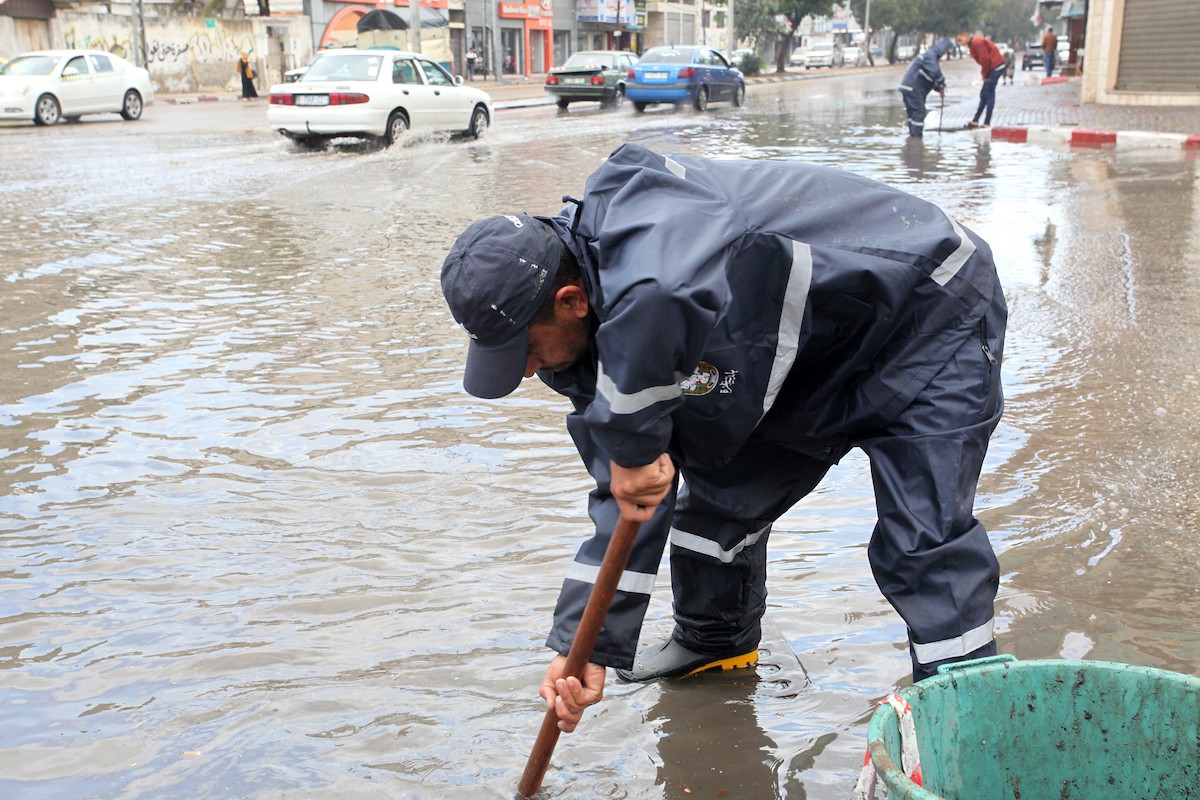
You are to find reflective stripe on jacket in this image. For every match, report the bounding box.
[539,143,1000,666]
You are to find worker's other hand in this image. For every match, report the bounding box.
[939,90,945,98]
[610,454,675,522]
[539,655,606,733]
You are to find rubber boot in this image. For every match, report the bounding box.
[614,638,758,683]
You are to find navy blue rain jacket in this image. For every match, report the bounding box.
[900,38,953,96]
[539,143,999,668]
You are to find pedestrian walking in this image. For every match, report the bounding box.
[1002,47,1015,85]
[466,46,478,81]
[957,31,1006,129]
[440,143,1007,732]
[1041,27,1058,78]
[898,37,953,136]
[237,52,258,100]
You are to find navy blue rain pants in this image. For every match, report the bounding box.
[973,64,1006,126]
[666,290,1006,682]
[900,88,937,137]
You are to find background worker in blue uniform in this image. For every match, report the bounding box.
[898,37,953,136]
[441,143,1007,733]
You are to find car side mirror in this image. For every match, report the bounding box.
[62,67,79,78]
[454,75,464,86]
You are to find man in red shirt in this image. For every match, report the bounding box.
[956,31,1006,129]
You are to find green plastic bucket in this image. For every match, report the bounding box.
[864,655,1200,800]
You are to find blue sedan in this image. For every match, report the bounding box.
[626,45,746,112]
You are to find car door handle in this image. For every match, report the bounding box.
[434,90,441,95]
[402,89,409,95]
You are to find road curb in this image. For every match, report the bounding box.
[991,125,1200,151]
[159,95,251,104]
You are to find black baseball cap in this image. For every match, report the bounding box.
[440,213,562,399]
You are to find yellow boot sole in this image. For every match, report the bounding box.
[681,648,759,677]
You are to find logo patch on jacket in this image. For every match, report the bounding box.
[681,362,720,396]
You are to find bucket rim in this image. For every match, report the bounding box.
[863,656,1200,800]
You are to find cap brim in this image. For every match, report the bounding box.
[463,331,529,399]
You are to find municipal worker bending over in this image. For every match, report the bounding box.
[898,37,954,136]
[440,143,1007,732]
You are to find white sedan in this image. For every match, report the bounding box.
[0,49,154,126]
[267,49,493,148]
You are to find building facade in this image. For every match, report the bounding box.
[1077,0,1199,106]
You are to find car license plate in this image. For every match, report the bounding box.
[563,77,586,85]
[296,95,329,106]
[645,72,668,80]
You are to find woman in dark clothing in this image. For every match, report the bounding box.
[237,52,258,100]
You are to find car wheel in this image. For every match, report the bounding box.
[556,97,570,110]
[633,101,647,113]
[34,94,61,126]
[384,110,409,146]
[120,90,143,121]
[693,85,709,112]
[293,136,326,151]
[732,83,745,108]
[613,85,625,108]
[467,105,489,139]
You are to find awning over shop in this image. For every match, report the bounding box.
[1060,0,1086,18]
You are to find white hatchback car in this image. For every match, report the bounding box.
[0,49,154,126]
[267,49,493,148]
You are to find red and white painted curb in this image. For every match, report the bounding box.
[989,125,1200,151]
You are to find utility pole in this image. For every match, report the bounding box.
[489,0,501,78]
[615,0,621,50]
[864,0,872,64]
[727,0,736,54]
[409,0,422,53]
[130,0,147,68]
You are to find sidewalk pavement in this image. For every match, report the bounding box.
[161,63,1200,151]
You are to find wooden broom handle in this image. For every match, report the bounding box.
[516,516,642,798]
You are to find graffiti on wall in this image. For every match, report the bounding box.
[57,14,308,93]
[62,29,131,59]
[63,25,253,65]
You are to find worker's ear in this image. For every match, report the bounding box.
[555,283,589,320]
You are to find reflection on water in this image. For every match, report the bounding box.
[1,76,1197,798]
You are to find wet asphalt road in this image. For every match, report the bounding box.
[1,60,1197,799]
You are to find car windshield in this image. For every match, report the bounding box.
[0,55,60,76]
[302,54,384,82]
[641,48,696,64]
[811,44,833,53]
[563,52,617,69]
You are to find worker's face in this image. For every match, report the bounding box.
[524,284,590,377]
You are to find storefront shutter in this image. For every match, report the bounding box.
[1115,0,1200,92]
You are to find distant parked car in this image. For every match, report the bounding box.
[842,46,867,67]
[730,49,755,67]
[0,49,153,126]
[805,42,844,69]
[1022,42,1044,70]
[267,49,493,148]
[544,50,637,109]
[896,44,916,61]
[625,45,745,112]
[788,47,807,67]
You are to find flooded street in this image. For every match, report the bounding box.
[1,61,1197,799]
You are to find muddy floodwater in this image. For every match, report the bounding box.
[1,64,1197,799]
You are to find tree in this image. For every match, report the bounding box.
[766,0,829,74]
[848,0,982,61]
[732,0,786,71]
